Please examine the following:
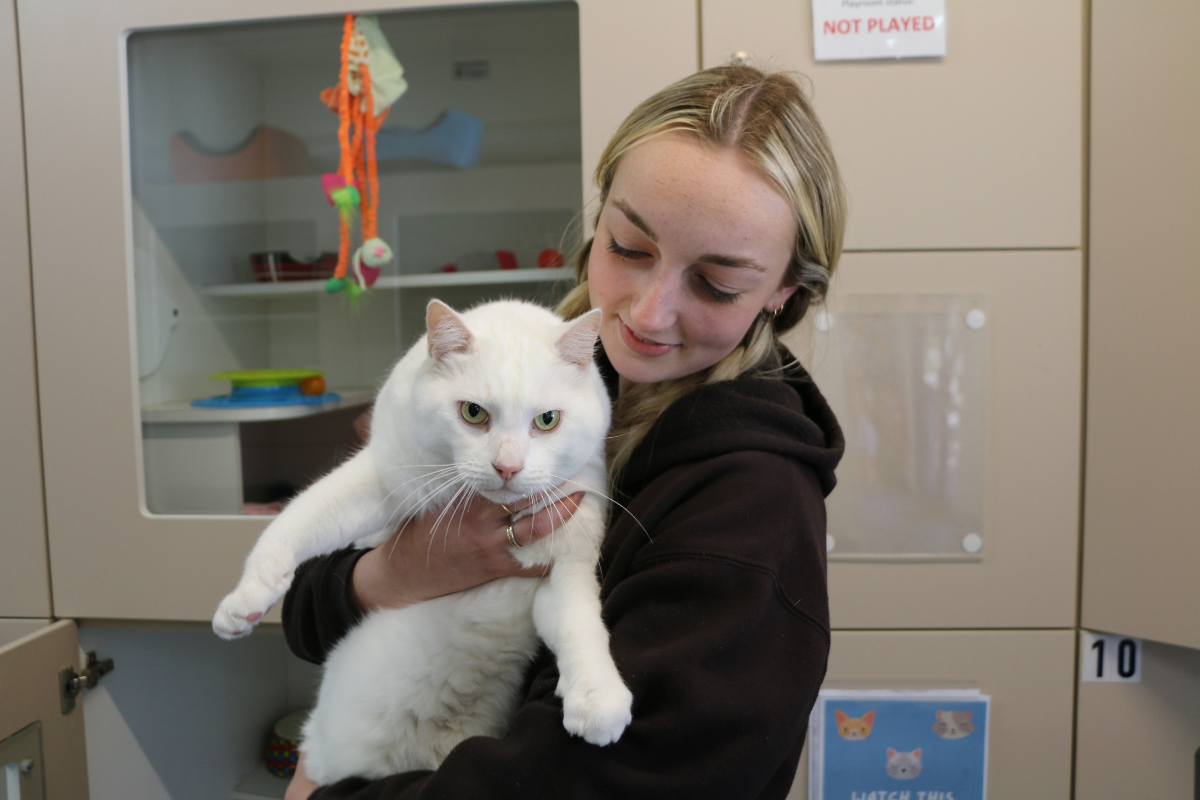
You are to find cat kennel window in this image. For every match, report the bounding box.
[807,295,989,559]
[126,4,582,515]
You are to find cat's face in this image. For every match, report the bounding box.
[932,710,974,739]
[834,709,875,740]
[411,301,609,505]
[885,748,922,780]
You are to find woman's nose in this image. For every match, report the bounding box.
[628,266,679,332]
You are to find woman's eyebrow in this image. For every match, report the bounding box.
[612,199,658,242]
[613,198,767,272]
[698,253,769,272]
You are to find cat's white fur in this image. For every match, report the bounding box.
[212,299,632,783]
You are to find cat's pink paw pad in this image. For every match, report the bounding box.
[245,612,262,623]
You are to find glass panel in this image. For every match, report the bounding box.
[129,4,581,515]
[810,295,988,558]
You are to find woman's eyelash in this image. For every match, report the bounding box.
[699,278,740,304]
[605,237,644,260]
[607,235,739,303]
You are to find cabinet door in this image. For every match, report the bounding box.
[784,250,1081,628]
[0,620,89,800]
[19,0,697,621]
[1075,635,1200,799]
[788,630,1075,799]
[0,0,51,618]
[1082,0,1200,649]
[701,0,1083,250]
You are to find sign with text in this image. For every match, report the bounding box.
[809,689,989,800]
[1081,632,1142,683]
[812,0,947,61]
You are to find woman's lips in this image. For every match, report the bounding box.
[618,318,678,357]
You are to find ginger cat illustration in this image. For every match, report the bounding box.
[835,709,875,740]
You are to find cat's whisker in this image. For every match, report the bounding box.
[547,473,651,543]
[425,484,470,563]
[382,472,466,560]
[445,485,477,552]
[369,466,461,527]
[539,487,560,562]
[376,473,461,541]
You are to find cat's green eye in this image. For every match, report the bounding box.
[533,410,561,432]
[460,401,489,425]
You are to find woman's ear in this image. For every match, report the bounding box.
[764,284,799,314]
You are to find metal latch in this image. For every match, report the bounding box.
[59,651,114,714]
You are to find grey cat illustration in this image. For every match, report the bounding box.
[885,748,922,780]
[932,710,975,739]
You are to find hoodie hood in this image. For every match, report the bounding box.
[601,348,845,504]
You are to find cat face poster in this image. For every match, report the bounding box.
[809,690,990,800]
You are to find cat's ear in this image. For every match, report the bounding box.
[887,749,896,759]
[862,710,875,726]
[835,710,848,725]
[912,749,922,760]
[555,309,602,367]
[426,299,473,362]
[960,711,971,722]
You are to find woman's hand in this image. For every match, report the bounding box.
[284,754,319,800]
[349,491,586,613]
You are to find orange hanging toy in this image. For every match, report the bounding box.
[320,15,407,298]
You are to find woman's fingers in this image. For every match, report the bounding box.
[516,492,585,546]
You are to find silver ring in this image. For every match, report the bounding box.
[506,524,521,548]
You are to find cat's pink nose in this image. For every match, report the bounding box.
[493,461,523,482]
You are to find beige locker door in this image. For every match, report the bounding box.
[1083,0,1200,649]
[0,620,89,800]
[0,0,51,617]
[19,0,697,621]
[786,250,1081,629]
[700,0,1084,251]
[1075,636,1200,799]
[788,630,1076,800]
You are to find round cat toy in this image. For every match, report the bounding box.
[265,711,309,778]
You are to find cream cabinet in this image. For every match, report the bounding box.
[785,249,1082,629]
[1082,0,1200,650]
[1075,635,1200,799]
[0,0,50,619]
[701,0,1084,251]
[18,0,698,622]
[786,630,1076,799]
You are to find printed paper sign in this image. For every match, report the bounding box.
[809,689,989,800]
[812,0,947,61]
[1081,632,1142,683]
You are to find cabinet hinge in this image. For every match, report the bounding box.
[59,651,114,715]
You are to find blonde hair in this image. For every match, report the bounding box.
[557,65,847,475]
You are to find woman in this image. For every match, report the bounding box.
[284,64,846,800]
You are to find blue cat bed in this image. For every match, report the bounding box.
[192,385,341,409]
[191,369,340,409]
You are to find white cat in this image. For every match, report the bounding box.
[212,299,632,783]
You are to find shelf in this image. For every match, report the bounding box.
[203,267,575,297]
[141,388,375,424]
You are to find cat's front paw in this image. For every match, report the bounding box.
[558,673,634,747]
[211,568,294,640]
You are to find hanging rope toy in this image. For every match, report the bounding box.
[320,15,407,298]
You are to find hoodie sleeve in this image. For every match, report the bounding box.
[308,452,830,800]
[282,547,368,664]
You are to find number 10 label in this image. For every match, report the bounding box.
[1082,632,1142,682]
